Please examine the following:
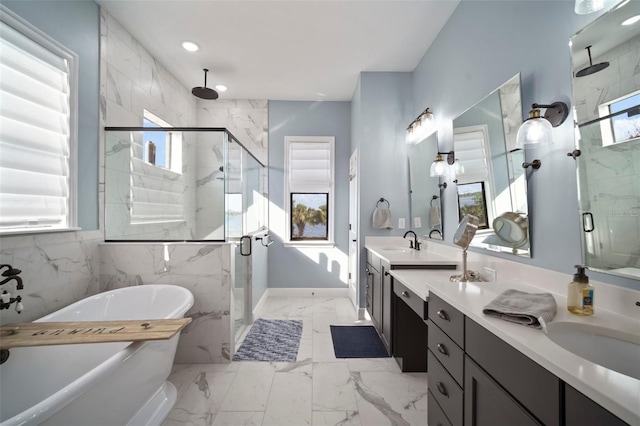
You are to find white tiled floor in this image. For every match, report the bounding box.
[162,296,428,426]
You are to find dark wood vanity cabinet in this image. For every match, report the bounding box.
[393,279,428,372]
[365,260,381,329]
[381,260,392,352]
[426,293,628,426]
[564,384,628,426]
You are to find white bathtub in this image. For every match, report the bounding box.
[0,285,194,426]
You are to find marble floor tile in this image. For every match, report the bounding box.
[312,410,362,426]
[312,332,339,362]
[218,362,276,411]
[164,296,429,426]
[352,371,428,426]
[262,372,312,426]
[313,362,358,411]
[211,412,263,426]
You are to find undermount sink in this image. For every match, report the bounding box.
[545,321,640,380]
[379,247,412,253]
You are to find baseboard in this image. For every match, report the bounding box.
[357,307,367,321]
[267,287,349,298]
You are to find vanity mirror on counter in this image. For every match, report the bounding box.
[571,0,640,282]
[452,74,530,257]
[408,131,443,240]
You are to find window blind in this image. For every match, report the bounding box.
[0,18,75,231]
[130,137,185,223]
[288,141,332,190]
[454,130,489,185]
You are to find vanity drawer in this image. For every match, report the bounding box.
[429,293,464,347]
[465,317,560,426]
[428,350,463,426]
[428,390,453,426]
[428,319,464,386]
[394,280,426,319]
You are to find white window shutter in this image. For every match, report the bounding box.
[454,130,489,185]
[288,141,331,191]
[0,16,76,232]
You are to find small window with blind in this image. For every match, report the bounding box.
[0,8,78,234]
[284,136,334,245]
[453,125,495,225]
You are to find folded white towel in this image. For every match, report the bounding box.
[372,208,393,229]
[429,205,441,229]
[482,289,557,329]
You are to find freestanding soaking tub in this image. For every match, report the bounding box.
[0,284,194,426]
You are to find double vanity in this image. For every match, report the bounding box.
[365,237,640,426]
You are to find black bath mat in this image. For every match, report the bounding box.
[330,325,389,358]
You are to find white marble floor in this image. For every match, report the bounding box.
[162,296,428,426]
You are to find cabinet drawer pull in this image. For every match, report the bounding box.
[366,284,370,288]
[437,310,449,321]
[436,381,448,397]
[384,271,390,276]
[437,343,449,356]
[402,291,410,298]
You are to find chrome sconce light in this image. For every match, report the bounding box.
[406,108,435,144]
[516,101,569,148]
[430,151,455,177]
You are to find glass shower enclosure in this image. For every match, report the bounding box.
[104,127,267,341]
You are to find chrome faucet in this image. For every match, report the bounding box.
[403,230,421,250]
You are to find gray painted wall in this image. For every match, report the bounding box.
[351,72,414,305]
[4,0,100,231]
[268,101,351,288]
[411,0,637,289]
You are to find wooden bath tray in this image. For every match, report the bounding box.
[0,318,192,349]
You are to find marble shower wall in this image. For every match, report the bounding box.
[195,132,226,240]
[197,100,269,166]
[98,242,235,363]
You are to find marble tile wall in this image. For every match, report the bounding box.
[197,100,269,167]
[573,34,640,124]
[195,132,226,240]
[98,242,235,363]
[0,231,102,325]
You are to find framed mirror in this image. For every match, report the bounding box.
[408,131,443,240]
[452,74,530,257]
[571,0,640,281]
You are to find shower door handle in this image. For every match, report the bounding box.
[582,212,595,233]
[240,235,252,256]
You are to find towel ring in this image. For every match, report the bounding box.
[376,198,390,208]
[430,195,439,207]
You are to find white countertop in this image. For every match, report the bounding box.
[364,241,458,267]
[389,268,640,426]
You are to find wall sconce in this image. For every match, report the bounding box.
[430,151,454,177]
[406,108,435,144]
[515,102,569,148]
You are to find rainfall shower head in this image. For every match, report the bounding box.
[192,69,219,100]
[576,46,609,77]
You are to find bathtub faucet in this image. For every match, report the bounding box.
[0,264,24,313]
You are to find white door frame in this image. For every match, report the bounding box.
[348,150,359,314]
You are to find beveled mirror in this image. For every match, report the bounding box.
[452,74,530,257]
[408,131,443,240]
[571,0,640,281]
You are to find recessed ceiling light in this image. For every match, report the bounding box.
[182,41,199,52]
[622,15,640,26]
[215,84,228,92]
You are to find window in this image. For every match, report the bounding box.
[130,111,184,224]
[454,125,495,225]
[0,7,78,234]
[285,136,334,245]
[457,182,489,229]
[599,91,640,147]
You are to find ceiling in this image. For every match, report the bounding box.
[96,0,460,101]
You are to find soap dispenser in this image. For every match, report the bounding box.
[567,265,594,315]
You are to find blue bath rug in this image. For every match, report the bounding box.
[330,325,389,358]
[233,319,303,362]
